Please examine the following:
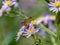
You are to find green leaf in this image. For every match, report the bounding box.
[0,16,20,45]
[1,30,17,45]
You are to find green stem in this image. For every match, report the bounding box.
[16,11,28,19]
[32,34,44,45]
[32,35,37,45]
[16,3,28,19]
[32,35,36,41]
[50,36,57,45]
[39,24,56,38]
[56,12,60,45]
[36,33,43,45]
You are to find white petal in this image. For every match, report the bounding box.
[49,7,55,11]
[12,0,16,2]
[48,4,54,6]
[55,8,58,13]
[2,5,8,10]
[0,10,3,16]
[55,0,58,2]
[14,3,18,8]
[0,9,3,16]
[50,2,54,5]
[12,2,16,5]
[26,34,31,38]
[35,28,40,33]
[52,8,57,12]
[23,34,29,36]
[37,20,43,24]
[16,32,21,41]
[16,36,20,41]
[6,7,11,14]
[59,7,60,11]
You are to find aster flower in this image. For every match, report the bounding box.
[16,30,23,41]
[2,0,18,7]
[16,26,26,41]
[31,15,55,25]
[31,16,45,25]
[16,17,40,40]
[16,15,55,40]
[16,23,40,41]
[50,15,55,21]
[36,16,45,24]
[38,15,56,38]
[48,0,60,13]
[37,15,55,25]
[0,0,18,16]
[44,15,56,31]
[43,15,52,25]
[23,23,40,38]
[44,15,55,25]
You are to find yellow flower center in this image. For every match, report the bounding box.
[22,26,25,28]
[50,16,55,20]
[39,16,44,21]
[6,1,12,6]
[28,28,34,33]
[31,20,37,24]
[54,2,60,7]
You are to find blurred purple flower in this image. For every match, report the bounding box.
[16,23,40,41]
[23,23,40,38]
[0,0,18,16]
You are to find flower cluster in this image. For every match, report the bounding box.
[48,0,60,13]
[16,15,55,41]
[35,15,55,25]
[16,17,40,41]
[0,0,18,16]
